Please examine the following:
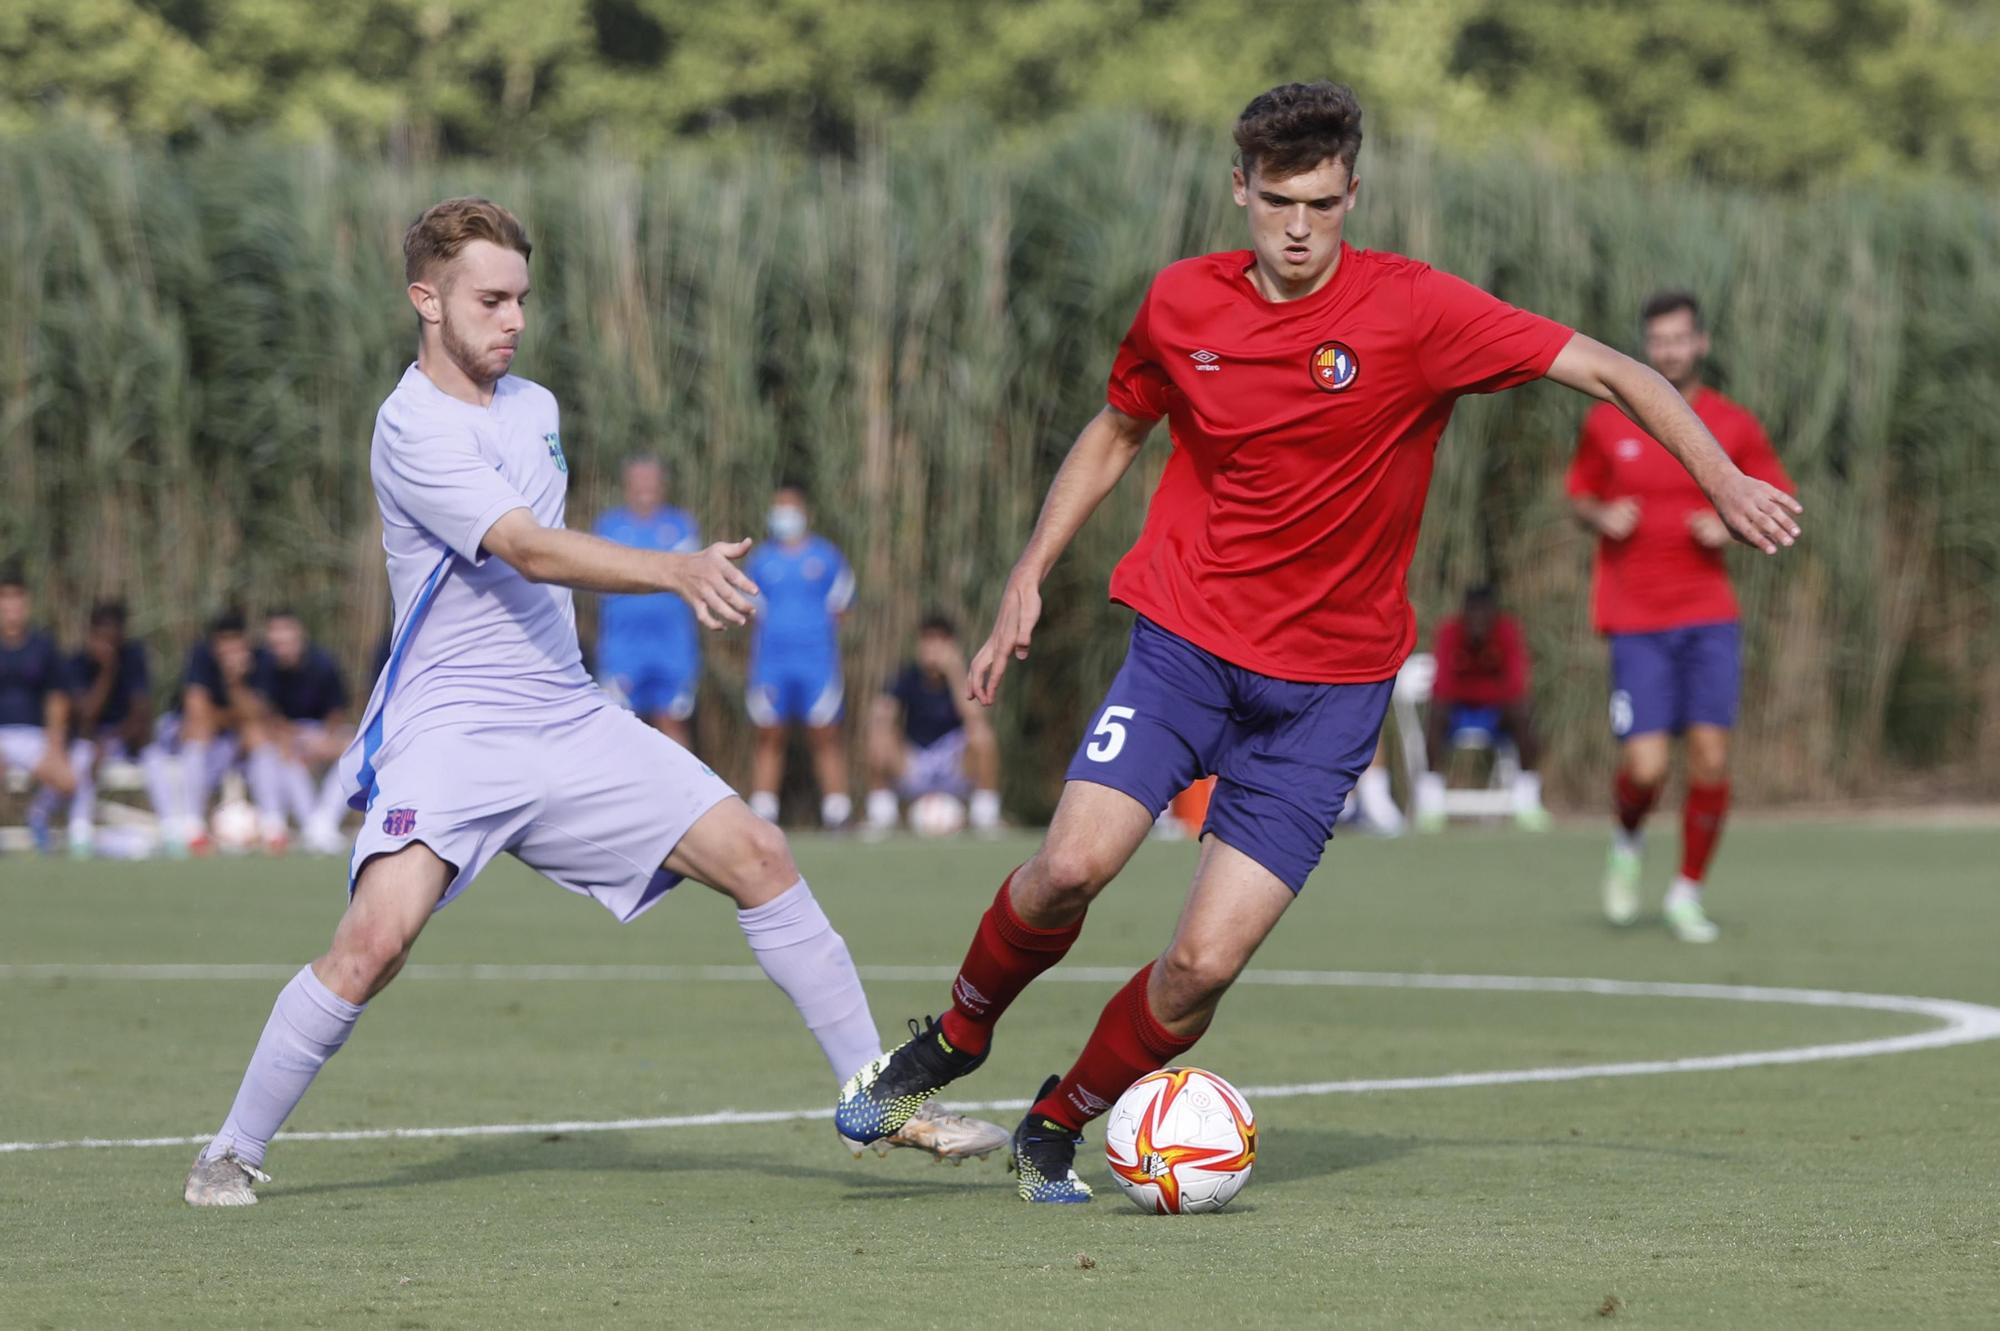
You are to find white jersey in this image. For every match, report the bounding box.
[338,364,599,810]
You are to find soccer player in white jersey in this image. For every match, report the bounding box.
[184,198,1005,1206]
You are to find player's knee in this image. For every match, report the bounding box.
[739,816,799,885]
[1156,940,1242,1007]
[1621,751,1669,790]
[325,926,410,994]
[1031,842,1117,909]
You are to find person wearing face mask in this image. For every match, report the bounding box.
[743,483,856,828]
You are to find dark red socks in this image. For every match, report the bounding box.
[937,871,1083,1056]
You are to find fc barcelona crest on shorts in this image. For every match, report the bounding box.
[383,807,417,837]
[1309,340,1360,393]
[544,432,567,472]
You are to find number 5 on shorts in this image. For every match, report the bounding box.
[1086,705,1136,763]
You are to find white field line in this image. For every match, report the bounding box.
[2,967,1996,1155]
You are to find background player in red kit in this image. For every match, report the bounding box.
[1567,290,1794,942]
[1413,584,1549,832]
[836,82,1802,1203]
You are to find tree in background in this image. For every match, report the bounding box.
[5,0,1997,186]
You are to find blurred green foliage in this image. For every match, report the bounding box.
[5,0,1998,186]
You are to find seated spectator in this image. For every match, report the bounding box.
[246,609,352,855]
[143,608,266,856]
[1415,585,1550,831]
[864,612,1001,834]
[0,566,76,851]
[63,599,155,857]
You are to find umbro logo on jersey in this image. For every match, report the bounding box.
[1310,340,1360,393]
[1189,349,1222,372]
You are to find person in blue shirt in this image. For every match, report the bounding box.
[63,599,154,856]
[745,483,856,828]
[593,456,702,748]
[0,566,76,851]
[141,608,266,855]
[246,609,352,855]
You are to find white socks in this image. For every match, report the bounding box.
[205,966,365,1167]
[820,792,852,829]
[736,879,882,1084]
[748,791,780,822]
[864,788,899,831]
[969,789,1002,830]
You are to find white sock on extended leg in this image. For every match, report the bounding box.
[748,791,780,822]
[204,966,365,1168]
[736,879,882,1084]
[820,792,852,828]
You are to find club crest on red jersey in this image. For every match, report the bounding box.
[1309,341,1360,393]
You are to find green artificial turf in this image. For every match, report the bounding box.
[2,820,1996,1328]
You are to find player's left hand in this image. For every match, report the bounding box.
[1708,471,1801,554]
[675,539,760,631]
[1687,510,1731,550]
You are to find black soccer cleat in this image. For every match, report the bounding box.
[834,1015,988,1144]
[1007,1075,1095,1204]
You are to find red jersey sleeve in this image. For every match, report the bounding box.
[1410,266,1574,397]
[1105,279,1172,422]
[1731,411,1794,495]
[1564,411,1610,499]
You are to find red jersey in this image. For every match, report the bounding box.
[1430,613,1529,706]
[1565,389,1791,634]
[1104,246,1572,684]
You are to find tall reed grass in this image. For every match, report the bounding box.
[2,121,1993,812]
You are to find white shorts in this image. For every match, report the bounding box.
[348,701,735,923]
[898,729,971,799]
[0,725,48,775]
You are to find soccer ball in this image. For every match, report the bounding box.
[210,797,261,853]
[1103,1067,1256,1214]
[907,792,966,838]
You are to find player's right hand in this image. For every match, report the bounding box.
[675,539,759,631]
[1596,497,1642,541]
[967,575,1041,706]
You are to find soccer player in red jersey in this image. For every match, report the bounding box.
[836,82,1801,1202]
[1566,290,1794,942]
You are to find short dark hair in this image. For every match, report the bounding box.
[88,599,128,631]
[1464,584,1498,610]
[0,562,24,592]
[208,607,247,638]
[774,479,809,502]
[918,611,958,638]
[1641,289,1704,331]
[1234,81,1365,181]
[265,607,300,624]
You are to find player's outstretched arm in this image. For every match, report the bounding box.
[482,508,760,630]
[1545,334,1802,554]
[967,405,1152,705]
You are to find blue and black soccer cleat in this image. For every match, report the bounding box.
[1007,1075,1095,1204]
[834,1015,987,1145]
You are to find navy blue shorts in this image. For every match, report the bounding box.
[1607,621,1740,738]
[1062,617,1392,893]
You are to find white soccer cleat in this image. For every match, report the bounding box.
[183,1148,270,1207]
[1663,881,1720,943]
[1602,842,1642,926]
[840,1101,1010,1164]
